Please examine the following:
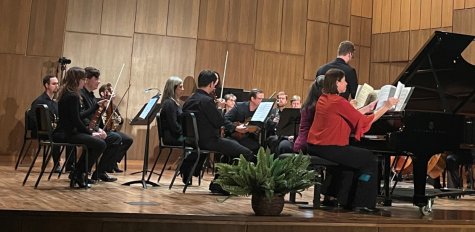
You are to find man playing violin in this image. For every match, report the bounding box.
[98,83,133,173]
[80,67,122,182]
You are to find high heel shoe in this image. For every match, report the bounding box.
[70,171,92,188]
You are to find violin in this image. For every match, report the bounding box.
[89,105,104,132]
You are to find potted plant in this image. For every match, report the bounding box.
[214,147,316,216]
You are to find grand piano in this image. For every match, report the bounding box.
[351,31,475,215]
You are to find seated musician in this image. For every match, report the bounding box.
[97,83,134,173]
[443,149,475,189]
[266,91,287,154]
[159,76,184,146]
[272,95,303,156]
[223,93,236,115]
[307,68,398,212]
[29,75,62,173]
[80,67,122,182]
[182,69,254,195]
[52,67,106,188]
[290,95,301,108]
[223,89,266,154]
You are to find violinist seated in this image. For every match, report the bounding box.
[98,83,134,173]
[159,76,185,146]
[29,75,62,173]
[270,95,303,156]
[79,67,122,182]
[223,89,268,155]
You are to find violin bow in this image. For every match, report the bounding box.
[102,63,125,127]
[220,51,228,99]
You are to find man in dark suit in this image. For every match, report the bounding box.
[182,69,254,194]
[316,41,358,100]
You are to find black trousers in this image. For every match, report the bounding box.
[308,144,378,208]
[114,131,133,163]
[99,131,122,172]
[446,149,475,188]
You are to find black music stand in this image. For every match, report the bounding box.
[276,108,305,204]
[122,103,161,188]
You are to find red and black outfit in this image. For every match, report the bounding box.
[307,94,378,209]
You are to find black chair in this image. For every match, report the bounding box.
[147,113,185,184]
[15,109,36,170]
[169,112,221,193]
[279,153,338,209]
[22,104,89,189]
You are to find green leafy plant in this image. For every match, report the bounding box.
[214,147,317,202]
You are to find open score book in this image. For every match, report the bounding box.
[354,81,414,112]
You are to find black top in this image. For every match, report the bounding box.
[316,58,358,100]
[160,98,183,139]
[28,92,58,130]
[80,88,100,129]
[55,91,91,137]
[182,89,223,141]
[223,102,256,133]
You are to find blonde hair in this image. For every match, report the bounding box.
[162,76,183,105]
[56,67,86,103]
[290,95,301,103]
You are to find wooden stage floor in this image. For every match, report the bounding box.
[3,155,475,232]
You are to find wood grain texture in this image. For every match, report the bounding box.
[304,21,329,80]
[329,0,351,26]
[255,0,283,52]
[351,0,362,16]
[135,0,169,35]
[361,18,372,47]
[349,45,360,78]
[308,0,330,22]
[389,31,409,61]
[400,0,411,31]
[194,40,227,80]
[441,0,453,27]
[372,0,382,33]
[361,0,373,18]
[198,0,230,41]
[101,0,136,37]
[167,0,200,38]
[0,0,31,54]
[227,0,258,44]
[462,41,475,65]
[380,0,391,33]
[27,0,67,57]
[409,29,431,59]
[253,51,304,100]
[358,46,370,84]
[66,0,103,33]
[224,43,255,91]
[410,0,421,30]
[391,0,401,32]
[420,0,431,29]
[453,8,475,35]
[454,0,465,9]
[389,62,408,83]
[370,62,390,89]
[281,0,307,55]
[430,0,442,28]
[371,33,389,62]
[350,16,362,46]
[467,0,475,8]
[327,24,350,62]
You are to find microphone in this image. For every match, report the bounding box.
[145,88,161,99]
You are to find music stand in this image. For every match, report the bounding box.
[122,103,161,188]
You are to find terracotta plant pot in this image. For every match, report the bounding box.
[251,194,285,216]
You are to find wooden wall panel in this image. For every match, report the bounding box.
[327,25,350,62]
[167,0,200,38]
[380,0,391,33]
[390,0,401,32]
[361,18,372,47]
[350,16,362,46]
[409,29,431,59]
[308,0,330,22]
[135,0,168,35]
[389,31,409,61]
[227,0,257,44]
[349,45,360,78]
[0,0,31,54]
[359,47,371,84]
[129,34,196,159]
[194,40,227,79]
[420,0,431,29]
[467,0,475,8]
[302,79,315,102]
[198,0,230,41]
[453,8,475,35]
[400,0,411,31]
[101,0,136,37]
[371,33,389,62]
[66,0,102,33]
[431,0,442,28]
[330,0,351,26]
[361,0,372,18]
[304,21,329,80]
[462,41,475,65]
[370,62,390,89]
[281,0,307,55]
[253,51,304,100]
[27,0,67,57]
[410,0,421,30]
[390,62,408,83]
[351,0,362,16]
[225,43,255,91]
[454,0,465,9]
[441,0,453,27]
[372,0,382,33]
[255,0,283,52]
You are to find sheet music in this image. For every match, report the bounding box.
[355,83,374,109]
[251,102,274,122]
[395,87,414,111]
[391,81,405,110]
[355,85,362,99]
[376,85,396,110]
[139,98,158,119]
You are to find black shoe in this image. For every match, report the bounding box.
[180,163,192,185]
[105,169,114,173]
[53,164,62,173]
[322,198,338,207]
[88,178,97,184]
[209,182,230,196]
[113,163,124,173]
[92,172,117,182]
[71,172,92,188]
[352,207,380,213]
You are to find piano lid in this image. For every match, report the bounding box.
[393,31,475,115]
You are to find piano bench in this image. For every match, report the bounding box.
[279,153,338,209]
